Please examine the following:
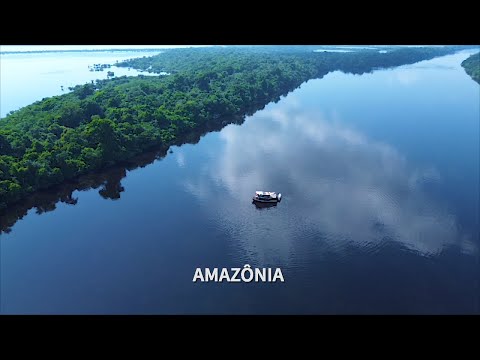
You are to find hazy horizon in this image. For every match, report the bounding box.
[0,45,213,53]
[0,45,454,54]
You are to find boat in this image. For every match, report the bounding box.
[252,191,282,203]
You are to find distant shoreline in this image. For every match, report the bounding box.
[0,46,470,212]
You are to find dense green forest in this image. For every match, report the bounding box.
[461,52,480,84]
[0,46,466,211]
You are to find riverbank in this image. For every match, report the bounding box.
[461,52,480,83]
[0,46,469,212]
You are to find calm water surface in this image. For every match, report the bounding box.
[0,50,479,314]
[0,50,162,117]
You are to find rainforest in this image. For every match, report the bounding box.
[461,52,480,83]
[0,46,469,211]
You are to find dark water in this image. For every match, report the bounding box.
[1,51,479,314]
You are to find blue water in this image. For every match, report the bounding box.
[0,50,478,314]
[0,50,162,117]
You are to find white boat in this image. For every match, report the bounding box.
[252,191,282,203]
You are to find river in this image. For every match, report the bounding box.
[0,49,478,314]
[0,50,163,117]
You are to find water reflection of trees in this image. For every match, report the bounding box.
[0,82,307,235]
[1,157,143,234]
[0,113,251,235]
[98,168,126,200]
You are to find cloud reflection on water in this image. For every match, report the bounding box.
[183,97,476,264]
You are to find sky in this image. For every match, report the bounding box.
[0,45,213,52]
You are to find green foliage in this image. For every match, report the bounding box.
[0,46,463,209]
[462,52,480,84]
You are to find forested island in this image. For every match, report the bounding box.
[461,52,480,84]
[0,46,470,211]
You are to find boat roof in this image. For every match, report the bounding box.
[256,191,276,196]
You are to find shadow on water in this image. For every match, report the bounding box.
[252,201,279,210]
